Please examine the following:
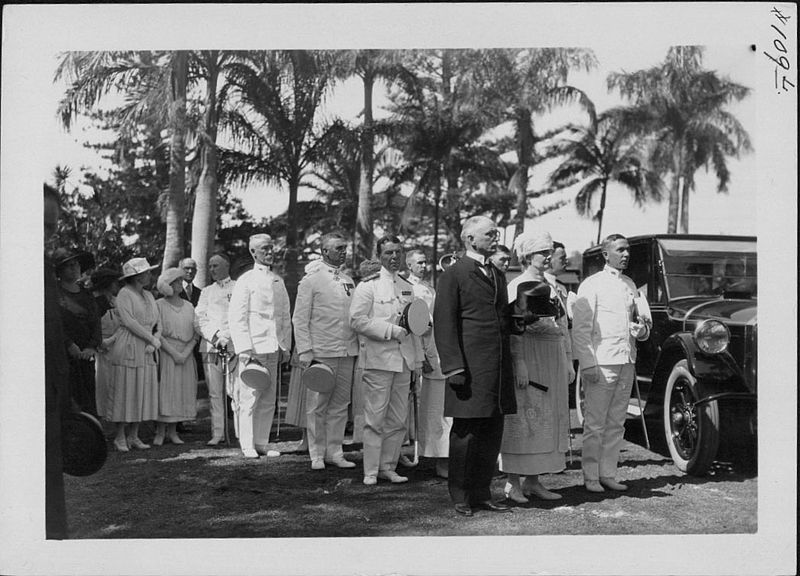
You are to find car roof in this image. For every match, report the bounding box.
[582,234,758,256]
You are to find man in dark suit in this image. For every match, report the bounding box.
[179,258,202,306]
[433,215,517,517]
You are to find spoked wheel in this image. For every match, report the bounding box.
[663,360,720,475]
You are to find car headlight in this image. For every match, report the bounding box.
[693,319,730,354]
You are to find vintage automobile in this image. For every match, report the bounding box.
[576,234,757,476]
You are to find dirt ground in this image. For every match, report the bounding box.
[63,381,757,539]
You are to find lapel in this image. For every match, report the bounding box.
[466,258,496,296]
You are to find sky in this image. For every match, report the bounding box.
[44,43,758,256]
[1,4,796,576]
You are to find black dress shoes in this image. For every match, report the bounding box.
[454,503,474,517]
[475,500,513,513]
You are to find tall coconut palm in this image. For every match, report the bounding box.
[607,46,752,233]
[545,108,664,245]
[221,50,341,301]
[55,50,191,268]
[476,48,598,243]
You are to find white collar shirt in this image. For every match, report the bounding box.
[195,277,235,353]
[293,262,358,357]
[571,264,648,368]
[228,263,292,355]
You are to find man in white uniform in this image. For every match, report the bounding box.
[229,234,292,459]
[293,233,359,470]
[350,236,423,485]
[405,249,450,478]
[195,253,235,445]
[572,234,650,492]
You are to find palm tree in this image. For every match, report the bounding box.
[607,46,752,233]
[545,108,664,245]
[55,50,190,268]
[476,48,598,243]
[221,50,341,301]
[387,49,506,282]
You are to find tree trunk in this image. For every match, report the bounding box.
[667,147,682,234]
[512,109,534,246]
[679,174,690,234]
[356,71,375,264]
[432,184,442,286]
[596,179,609,245]
[284,175,300,310]
[191,53,220,287]
[162,50,188,270]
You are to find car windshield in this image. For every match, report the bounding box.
[658,238,757,299]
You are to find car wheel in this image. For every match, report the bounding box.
[663,359,720,475]
[574,369,586,426]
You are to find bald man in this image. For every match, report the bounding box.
[195,253,236,445]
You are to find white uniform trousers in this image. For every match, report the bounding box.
[362,365,411,477]
[234,351,280,451]
[204,353,226,440]
[305,356,356,462]
[581,363,635,480]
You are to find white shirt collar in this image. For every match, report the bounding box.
[215,276,232,287]
[465,250,487,266]
[253,262,272,274]
[604,264,622,278]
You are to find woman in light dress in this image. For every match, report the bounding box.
[153,268,201,445]
[500,230,575,503]
[108,258,161,451]
[91,268,122,419]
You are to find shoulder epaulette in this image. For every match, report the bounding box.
[362,272,380,282]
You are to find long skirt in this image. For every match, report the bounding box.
[158,352,198,423]
[95,352,113,419]
[107,363,159,423]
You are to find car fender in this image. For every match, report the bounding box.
[646,333,749,413]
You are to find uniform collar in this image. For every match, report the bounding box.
[215,276,232,287]
[254,262,272,274]
[380,267,397,279]
[604,264,623,278]
[465,250,487,266]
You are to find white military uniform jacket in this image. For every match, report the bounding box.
[229,263,292,355]
[406,274,444,379]
[350,267,423,373]
[195,276,235,354]
[571,265,650,369]
[293,261,358,358]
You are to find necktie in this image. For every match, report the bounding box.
[482,262,495,287]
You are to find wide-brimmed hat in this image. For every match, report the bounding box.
[302,361,335,394]
[61,412,108,477]
[156,267,185,297]
[89,267,121,290]
[52,248,95,273]
[515,280,559,317]
[240,358,272,391]
[120,257,159,280]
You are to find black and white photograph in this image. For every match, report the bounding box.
[0,3,796,575]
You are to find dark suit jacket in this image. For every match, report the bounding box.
[180,283,202,307]
[433,256,517,418]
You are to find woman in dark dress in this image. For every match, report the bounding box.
[53,248,101,416]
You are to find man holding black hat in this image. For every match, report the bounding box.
[293,233,358,470]
[433,215,517,516]
[229,234,292,459]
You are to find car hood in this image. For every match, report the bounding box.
[669,298,757,326]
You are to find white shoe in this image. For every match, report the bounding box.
[363,475,377,485]
[311,459,325,470]
[398,454,417,467]
[378,470,408,483]
[600,477,628,491]
[207,437,224,446]
[585,479,605,493]
[325,456,356,469]
[152,434,165,447]
[127,436,150,450]
[503,482,529,504]
[256,446,281,457]
[523,482,562,500]
[242,448,259,459]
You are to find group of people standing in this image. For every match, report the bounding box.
[46,178,652,532]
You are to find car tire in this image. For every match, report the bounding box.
[663,359,720,475]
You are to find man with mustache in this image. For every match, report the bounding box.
[572,234,650,493]
[350,235,423,486]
